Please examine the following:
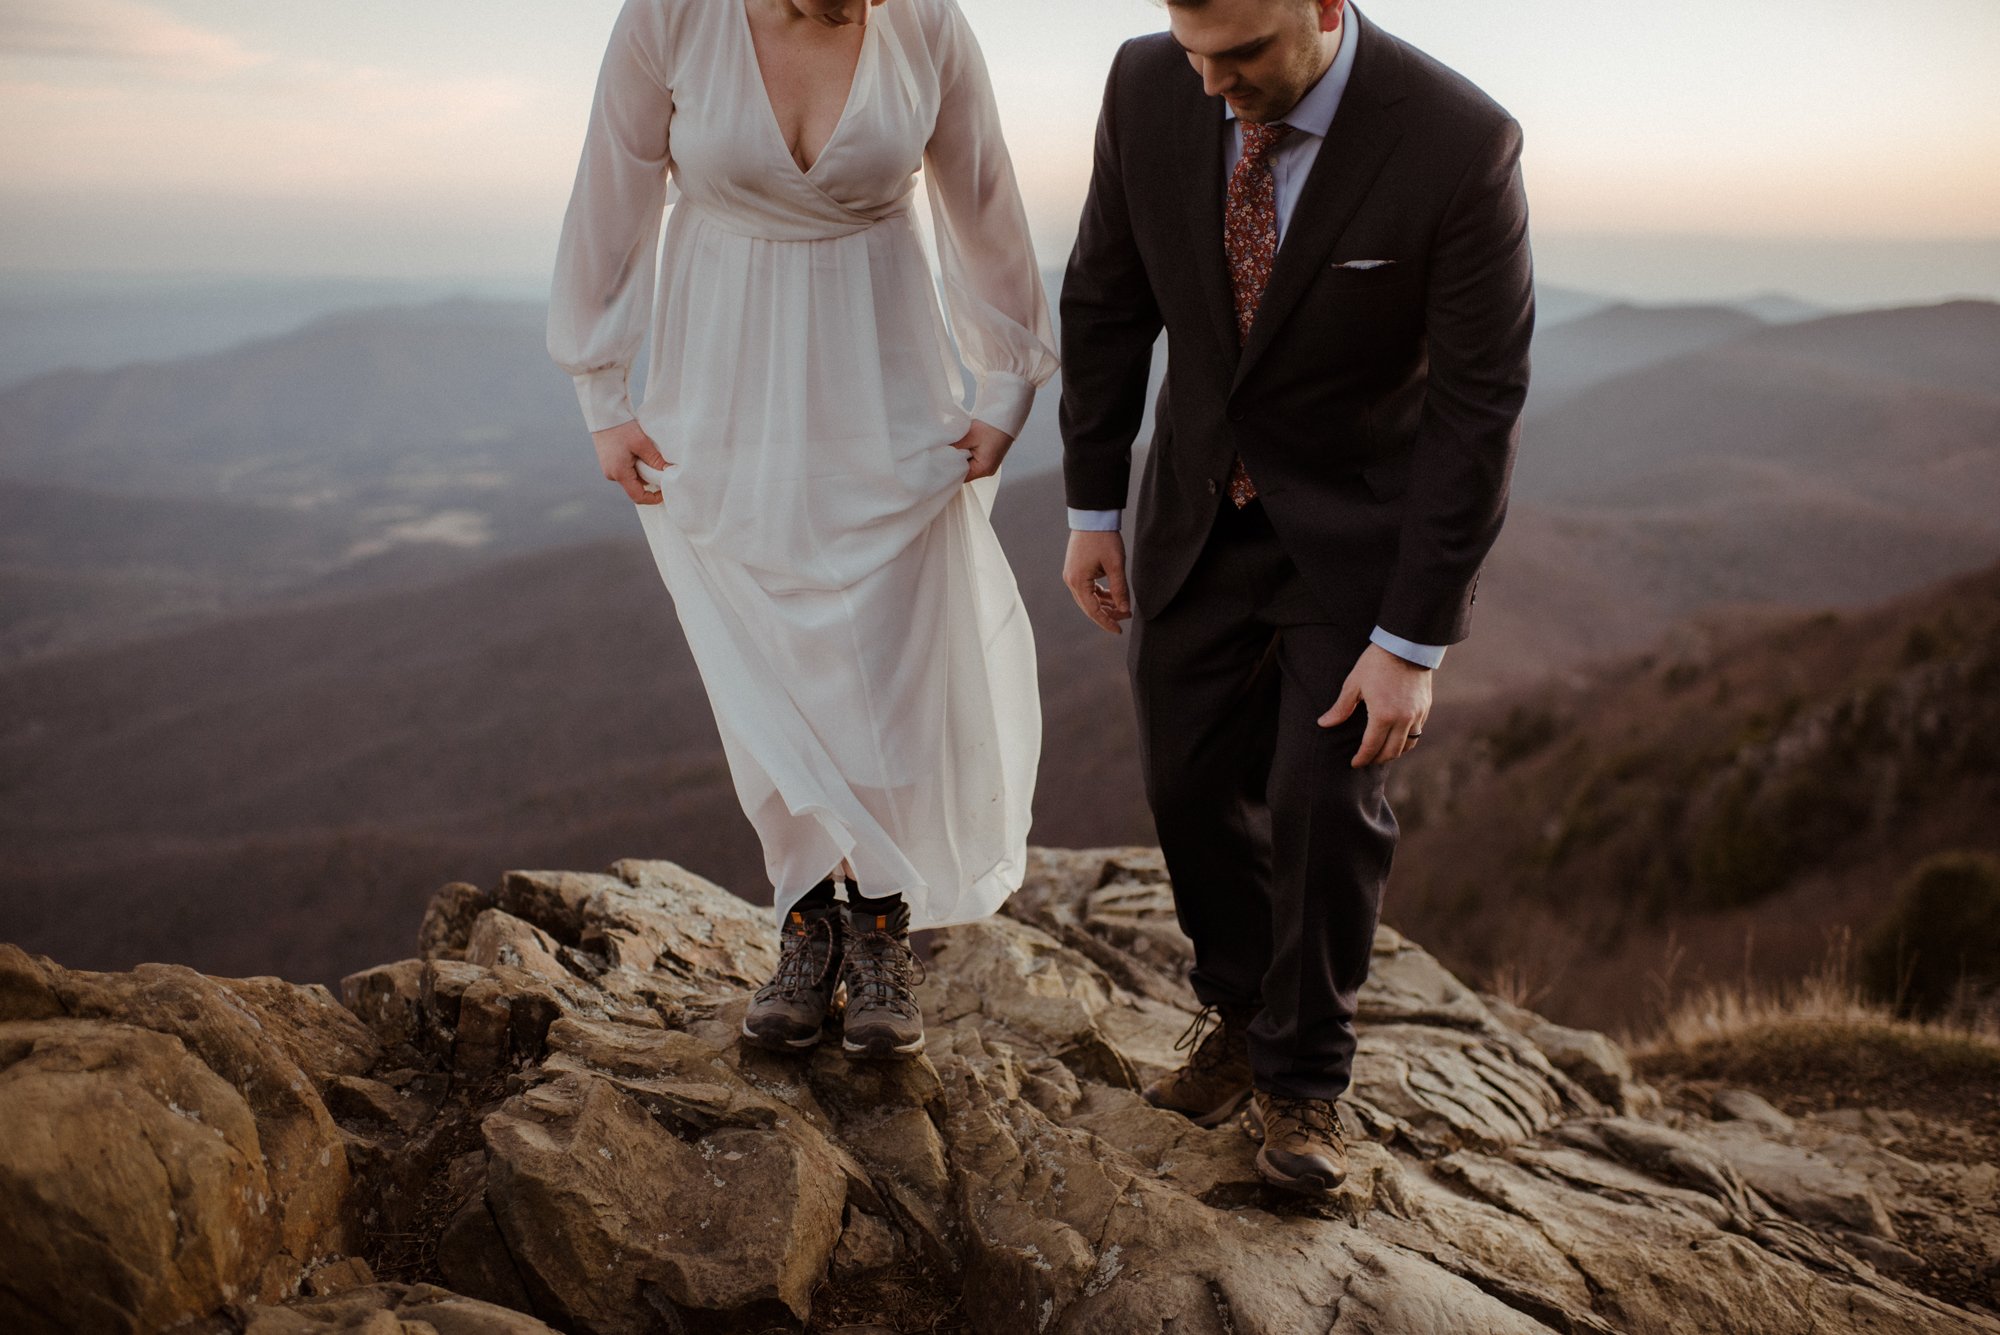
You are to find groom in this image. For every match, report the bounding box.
[1059,0,1532,1194]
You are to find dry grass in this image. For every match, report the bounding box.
[1623,923,2000,1135]
[803,1262,967,1333]
[1623,924,2000,1057]
[1622,926,2000,1316]
[1481,957,1559,1014]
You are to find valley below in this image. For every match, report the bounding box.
[3,288,1997,1038]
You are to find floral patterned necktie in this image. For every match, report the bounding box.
[1223,119,1291,508]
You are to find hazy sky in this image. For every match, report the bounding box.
[3,0,1998,304]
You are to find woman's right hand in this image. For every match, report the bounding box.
[592,419,672,505]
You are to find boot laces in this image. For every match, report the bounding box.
[1172,1004,1239,1073]
[1268,1094,1341,1141]
[758,913,837,1001]
[847,925,927,1017]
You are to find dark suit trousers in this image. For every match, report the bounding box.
[1128,495,1398,1102]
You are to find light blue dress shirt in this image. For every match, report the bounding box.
[1067,10,1447,670]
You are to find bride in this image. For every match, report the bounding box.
[546,0,1056,1059]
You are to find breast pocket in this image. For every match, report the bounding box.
[1299,261,1423,360]
[1319,260,1418,292]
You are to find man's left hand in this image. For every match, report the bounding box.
[1319,643,1433,767]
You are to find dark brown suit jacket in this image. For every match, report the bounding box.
[1059,7,1534,645]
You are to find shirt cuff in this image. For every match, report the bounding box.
[970,372,1034,441]
[1067,507,1123,532]
[573,368,635,434]
[1371,626,1447,669]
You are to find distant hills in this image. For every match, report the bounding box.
[7,507,1994,1034]
[0,278,1840,501]
[1524,302,1765,416]
[0,478,363,660]
[0,281,1649,658]
[1451,299,2000,695]
[0,536,748,985]
[0,300,646,660]
[0,474,1148,988]
[0,284,1940,667]
[1521,300,2000,507]
[3,289,1998,1024]
[0,275,543,390]
[0,299,582,499]
[1385,559,2000,1034]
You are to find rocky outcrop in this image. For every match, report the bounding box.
[2,850,1994,1333]
[0,947,379,1331]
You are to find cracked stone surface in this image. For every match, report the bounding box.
[2,849,1996,1333]
[1,949,377,1331]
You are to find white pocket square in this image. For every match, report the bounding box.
[1332,259,1396,269]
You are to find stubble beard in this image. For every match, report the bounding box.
[1240,24,1336,124]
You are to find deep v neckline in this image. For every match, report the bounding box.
[738,0,872,180]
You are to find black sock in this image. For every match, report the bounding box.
[795,877,838,909]
[845,880,904,915]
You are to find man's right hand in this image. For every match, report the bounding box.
[591,419,671,505]
[1063,529,1132,635]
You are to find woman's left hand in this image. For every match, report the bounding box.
[957,420,1015,482]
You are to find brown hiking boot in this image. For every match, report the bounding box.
[741,895,845,1052]
[1142,1003,1256,1127]
[840,900,927,1059]
[1243,1089,1349,1195]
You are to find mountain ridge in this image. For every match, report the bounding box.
[1386,559,2000,1035]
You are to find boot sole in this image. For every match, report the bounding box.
[1142,1085,1252,1128]
[842,1033,926,1059]
[1254,1146,1347,1195]
[740,1018,823,1052]
[1192,1087,1253,1127]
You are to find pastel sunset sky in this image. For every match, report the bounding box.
[3,0,1997,303]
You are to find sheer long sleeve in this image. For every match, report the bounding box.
[547,0,674,434]
[921,0,1058,441]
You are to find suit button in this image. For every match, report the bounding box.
[1206,478,1219,495]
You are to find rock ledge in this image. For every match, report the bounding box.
[1,849,1993,1334]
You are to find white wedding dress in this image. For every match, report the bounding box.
[547,0,1057,928]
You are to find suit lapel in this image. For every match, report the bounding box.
[1178,81,1241,367]
[1232,16,1406,389]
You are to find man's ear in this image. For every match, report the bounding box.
[1319,0,1347,36]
